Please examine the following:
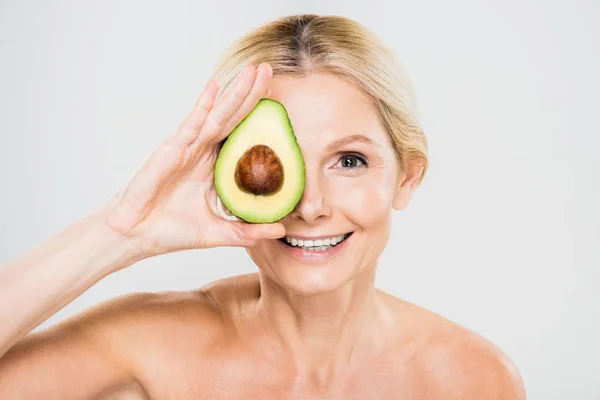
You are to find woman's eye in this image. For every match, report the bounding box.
[335,154,367,169]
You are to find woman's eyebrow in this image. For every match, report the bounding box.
[326,134,380,152]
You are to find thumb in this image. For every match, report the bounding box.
[225,220,286,247]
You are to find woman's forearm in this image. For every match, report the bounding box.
[0,211,144,358]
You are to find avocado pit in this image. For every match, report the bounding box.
[235,145,284,196]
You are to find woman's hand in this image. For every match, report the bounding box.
[103,63,285,258]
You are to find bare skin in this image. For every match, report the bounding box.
[0,63,525,399]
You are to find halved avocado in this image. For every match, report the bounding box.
[214,99,305,223]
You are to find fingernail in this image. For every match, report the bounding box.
[265,88,272,97]
[261,62,274,74]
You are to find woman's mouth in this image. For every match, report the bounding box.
[279,233,352,251]
[276,232,354,260]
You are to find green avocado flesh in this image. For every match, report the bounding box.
[214,99,305,223]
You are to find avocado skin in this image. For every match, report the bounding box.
[214,99,305,223]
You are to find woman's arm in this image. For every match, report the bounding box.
[0,211,145,399]
[0,211,139,359]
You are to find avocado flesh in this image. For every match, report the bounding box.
[214,99,305,223]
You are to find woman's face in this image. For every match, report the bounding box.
[246,73,412,295]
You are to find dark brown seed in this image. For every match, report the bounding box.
[234,145,284,196]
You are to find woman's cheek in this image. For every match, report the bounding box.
[331,176,392,227]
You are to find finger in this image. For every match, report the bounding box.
[169,80,219,147]
[199,64,257,146]
[214,62,273,144]
[223,220,286,247]
[185,64,266,180]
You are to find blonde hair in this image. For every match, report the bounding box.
[210,14,428,184]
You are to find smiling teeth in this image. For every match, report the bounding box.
[284,234,348,249]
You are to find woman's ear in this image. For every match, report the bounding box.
[392,162,423,211]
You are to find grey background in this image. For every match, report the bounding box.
[1,0,598,398]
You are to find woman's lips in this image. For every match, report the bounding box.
[275,233,353,261]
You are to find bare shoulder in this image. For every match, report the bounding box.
[0,284,227,399]
[379,292,526,399]
[76,285,222,332]
[66,286,224,363]
[78,273,260,357]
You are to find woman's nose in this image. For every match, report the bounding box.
[289,172,332,224]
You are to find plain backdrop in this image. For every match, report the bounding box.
[1,0,598,398]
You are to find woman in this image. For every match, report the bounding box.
[0,14,525,399]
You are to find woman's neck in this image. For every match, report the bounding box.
[254,266,390,382]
